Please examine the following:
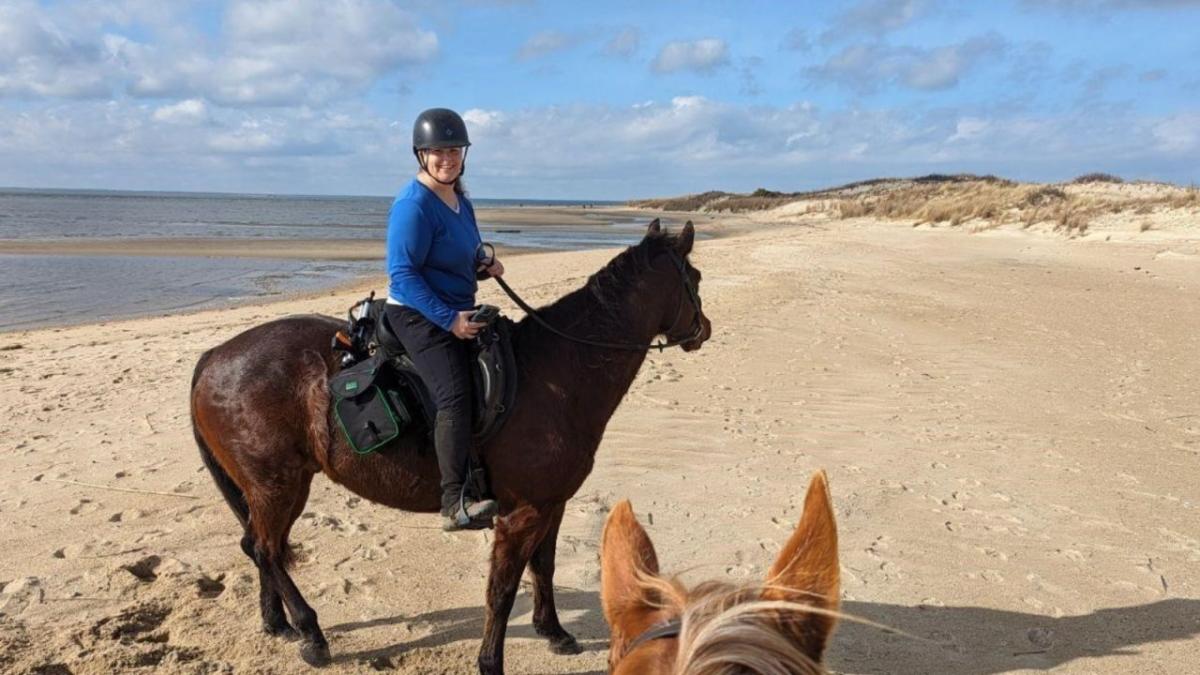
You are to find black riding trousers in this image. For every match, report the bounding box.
[384,305,472,513]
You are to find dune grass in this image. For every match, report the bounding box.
[630,174,1199,235]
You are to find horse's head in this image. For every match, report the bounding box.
[643,218,712,352]
[601,471,840,674]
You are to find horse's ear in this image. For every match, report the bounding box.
[677,221,695,255]
[646,218,662,236]
[762,470,840,657]
[601,500,661,628]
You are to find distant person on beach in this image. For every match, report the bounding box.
[384,107,505,531]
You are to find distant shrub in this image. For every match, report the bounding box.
[629,191,729,211]
[1024,186,1067,207]
[711,195,797,212]
[912,173,1015,187]
[837,200,870,218]
[750,188,784,198]
[1072,172,1124,184]
[1169,187,1199,208]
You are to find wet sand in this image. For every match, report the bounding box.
[1,211,1199,673]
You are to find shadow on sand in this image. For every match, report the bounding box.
[325,589,1200,674]
[326,588,608,673]
[832,597,1200,673]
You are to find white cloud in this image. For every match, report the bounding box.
[823,0,940,41]
[0,0,437,106]
[211,0,437,104]
[0,1,120,98]
[1026,0,1200,10]
[948,117,989,142]
[807,34,1007,92]
[651,39,730,75]
[153,98,209,124]
[605,27,640,59]
[515,30,576,61]
[1152,113,1200,153]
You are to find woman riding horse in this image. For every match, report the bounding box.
[191,176,712,671]
[386,107,504,531]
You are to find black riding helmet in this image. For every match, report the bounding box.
[413,108,471,150]
[413,108,470,186]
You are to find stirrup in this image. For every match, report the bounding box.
[442,496,498,532]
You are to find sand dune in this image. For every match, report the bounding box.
[2,213,1199,673]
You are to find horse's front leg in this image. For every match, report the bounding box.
[527,502,581,654]
[478,504,553,675]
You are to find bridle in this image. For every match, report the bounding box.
[486,244,705,353]
[619,617,683,662]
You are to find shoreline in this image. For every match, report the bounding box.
[0,205,692,333]
[0,245,563,336]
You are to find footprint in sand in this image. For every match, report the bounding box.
[0,577,45,615]
[121,555,163,582]
[69,498,100,516]
[86,601,205,666]
[108,509,146,523]
[196,574,226,599]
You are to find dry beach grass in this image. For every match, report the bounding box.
[633,174,1200,237]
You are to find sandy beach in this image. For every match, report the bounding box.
[2,209,1199,673]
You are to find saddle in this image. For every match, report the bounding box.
[329,297,518,458]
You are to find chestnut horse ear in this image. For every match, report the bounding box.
[646,218,662,236]
[601,500,661,629]
[762,470,840,658]
[677,221,695,255]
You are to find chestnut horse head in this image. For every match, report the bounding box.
[601,471,840,674]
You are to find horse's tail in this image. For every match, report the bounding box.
[190,349,250,529]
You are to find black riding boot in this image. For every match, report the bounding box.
[435,410,497,531]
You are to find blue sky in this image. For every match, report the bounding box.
[1,0,1197,199]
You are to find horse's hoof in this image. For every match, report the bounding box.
[549,635,582,655]
[264,623,300,641]
[299,639,331,667]
[477,655,503,675]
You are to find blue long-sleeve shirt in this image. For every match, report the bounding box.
[386,179,482,331]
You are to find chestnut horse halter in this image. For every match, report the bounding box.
[620,617,683,661]
[484,243,704,353]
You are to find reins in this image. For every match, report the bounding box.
[622,617,683,659]
[490,249,703,353]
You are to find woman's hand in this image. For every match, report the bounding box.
[450,311,485,339]
[477,258,504,279]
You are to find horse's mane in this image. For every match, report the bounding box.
[586,229,684,312]
[513,229,686,344]
[634,573,828,675]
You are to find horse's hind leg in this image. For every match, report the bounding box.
[249,471,331,666]
[527,502,581,655]
[240,529,296,639]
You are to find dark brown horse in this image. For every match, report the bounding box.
[189,220,711,673]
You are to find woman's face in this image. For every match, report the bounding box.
[422,146,465,183]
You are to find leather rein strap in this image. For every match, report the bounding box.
[491,250,703,353]
[622,618,683,659]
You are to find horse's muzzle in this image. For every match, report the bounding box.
[681,316,712,352]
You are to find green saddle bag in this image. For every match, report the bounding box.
[330,354,414,454]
